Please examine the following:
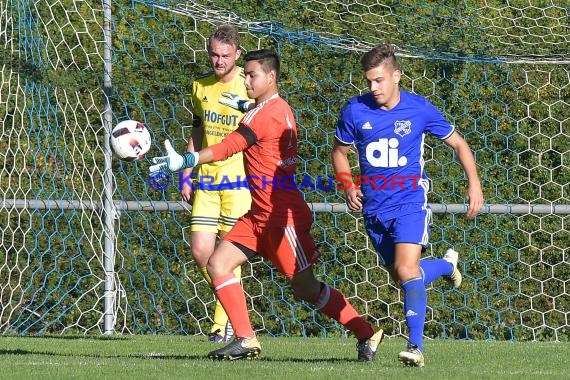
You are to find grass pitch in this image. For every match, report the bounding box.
[1,335,567,379]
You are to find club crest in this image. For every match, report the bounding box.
[394,120,412,137]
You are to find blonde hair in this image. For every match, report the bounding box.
[208,24,241,51]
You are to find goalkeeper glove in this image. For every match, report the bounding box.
[149,139,199,174]
[219,92,252,112]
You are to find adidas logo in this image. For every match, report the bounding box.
[362,121,372,129]
[406,309,418,317]
[202,96,208,102]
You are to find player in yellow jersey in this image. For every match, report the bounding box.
[181,25,252,342]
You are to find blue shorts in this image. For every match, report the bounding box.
[363,204,431,267]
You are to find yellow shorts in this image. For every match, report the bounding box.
[190,187,251,233]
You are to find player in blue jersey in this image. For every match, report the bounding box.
[332,43,484,367]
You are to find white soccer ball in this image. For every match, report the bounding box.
[110,120,151,161]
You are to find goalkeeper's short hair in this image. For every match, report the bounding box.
[244,49,280,82]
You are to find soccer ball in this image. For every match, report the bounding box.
[110,120,151,161]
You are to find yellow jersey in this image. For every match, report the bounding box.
[191,68,250,184]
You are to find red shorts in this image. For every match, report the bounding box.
[224,214,320,278]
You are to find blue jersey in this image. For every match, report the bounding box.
[335,89,454,216]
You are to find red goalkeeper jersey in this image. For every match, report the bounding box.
[210,94,312,226]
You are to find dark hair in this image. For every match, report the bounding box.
[208,24,241,51]
[360,43,400,72]
[244,49,280,82]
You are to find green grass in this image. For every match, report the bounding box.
[1,335,567,379]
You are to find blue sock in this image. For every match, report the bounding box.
[401,277,426,352]
[420,258,453,286]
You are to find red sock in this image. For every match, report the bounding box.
[212,274,255,338]
[316,284,373,340]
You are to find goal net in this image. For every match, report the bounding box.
[1,0,568,341]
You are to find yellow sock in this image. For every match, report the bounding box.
[199,266,241,334]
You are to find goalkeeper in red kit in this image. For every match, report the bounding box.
[149,49,384,361]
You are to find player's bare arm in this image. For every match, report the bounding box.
[331,139,363,212]
[443,131,484,219]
